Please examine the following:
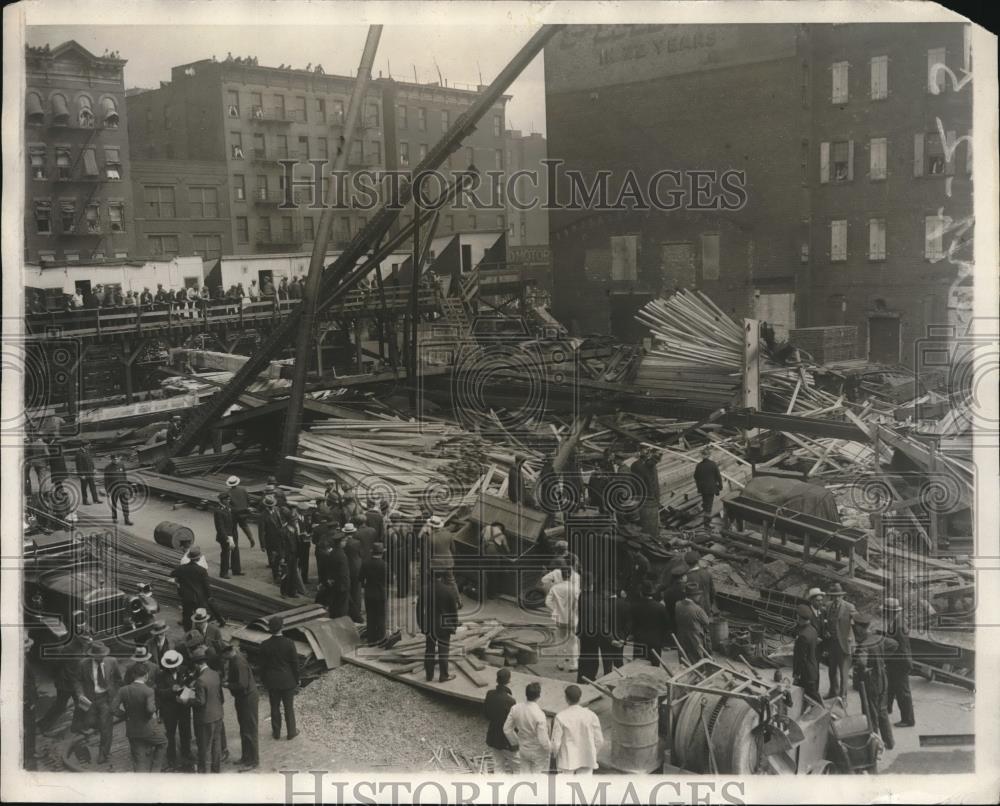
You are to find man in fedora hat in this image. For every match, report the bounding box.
[693,447,723,529]
[360,542,389,646]
[341,522,365,622]
[75,440,101,505]
[213,492,238,578]
[631,446,661,538]
[221,642,259,770]
[675,582,712,663]
[259,616,300,740]
[317,530,351,618]
[191,607,225,658]
[684,550,715,614]
[187,645,225,772]
[851,613,897,750]
[824,583,857,698]
[417,570,461,683]
[145,620,175,669]
[171,546,213,631]
[793,604,822,705]
[884,597,915,728]
[113,660,167,771]
[260,494,285,581]
[125,645,156,684]
[72,641,122,764]
[224,475,256,546]
[627,581,669,667]
[155,650,193,770]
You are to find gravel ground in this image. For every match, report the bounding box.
[296,664,491,772]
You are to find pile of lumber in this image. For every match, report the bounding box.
[170,445,268,477]
[363,621,507,684]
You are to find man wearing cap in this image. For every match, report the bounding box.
[417,570,462,683]
[75,441,101,505]
[852,614,897,750]
[484,668,518,773]
[364,499,385,543]
[225,476,257,547]
[104,452,133,525]
[171,546,213,631]
[342,522,365,622]
[693,447,723,528]
[355,510,378,566]
[675,582,712,663]
[214,493,239,578]
[155,650,194,770]
[684,551,715,614]
[824,583,857,698]
[360,542,389,646]
[793,604,822,705]
[188,645,225,772]
[259,616,300,740]
[72,641,123,764]
[884,597,915,728]
[422,515,457,586]
[221,643,259,769]
[113,661,167,771]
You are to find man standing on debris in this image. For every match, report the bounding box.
[221,643,260,770]
[793,604,822,705]
[104,451,133,525]
[224,476,257,547]
[484,668,518,773]
[693,447,723,528]
[364,498,385,544]
[213,493,238,578]
[587,448,617,514]
[342,522,365,622]
[628,582,670,666]
[551,684,604,775]
[884,597,915,728]
[824,583,857,698]
[631,447,661,539]
[684,551,715,614]
[113,662,168,772]
[259,616,301,740]
[294,502,314,584]
[482,521,512,599]
[171,546,213,631]
[503,682,551,773]
[360,542,389,645]
[852,613,897,750]
[546,565,581,672]
[417,569,461,683]
[675,582,713,663]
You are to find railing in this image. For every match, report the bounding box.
[248,107,293,124]
[252,189,288,205]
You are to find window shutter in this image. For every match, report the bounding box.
[847,140,855,181]
[913,133,924,177]
[945,130,957,175]
[820,142,830,183]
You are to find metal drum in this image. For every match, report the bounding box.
[611,681,661,773]
[710,619,730,645]
[153,521,195,550]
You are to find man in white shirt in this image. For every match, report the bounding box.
[539,557,580,594]
[545,566,581,672]
[502,682,551,773]
[551,685,604,774]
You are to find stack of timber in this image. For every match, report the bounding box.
[170,445,269,477]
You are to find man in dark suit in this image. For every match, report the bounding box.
[260,495,286,581]
[793,605,822,706]
[359,542,388,645]
[629,583,671,666]
[75,441,100,505]
[191,608,225,659]
[693,448,723,528]
[171,547,212,631]
[318,533,351,618]
[145,620,174,668]
[364,501,385,544]
[103,452,133,525]
[259,616,300,740]
[221,643,259,770]
[113,663,167,771]
[342,522,365,622]
[483,667,518,773]
[72,641,122,764]
[188,645,225,772]
[884,597,915,728]
[684,551,716,614]
[417,570,461,682]
[224,475,257,546]
[155,649,194,771]
[675,582,713,663]
[213,493,238,578]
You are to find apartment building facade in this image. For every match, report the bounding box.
[24,41,136,264]
[505,129,550,248]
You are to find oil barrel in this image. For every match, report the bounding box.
[611,680,661,773]
[153,521,195,550]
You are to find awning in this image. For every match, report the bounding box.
[104,146,121,165]
[78,96,92,113]
[34,199,52,212]
[27,93,44,121]
[55,150,71,167]
[29,145,45,166]
[83,149,99,176]
[59,200,76,213]
[101,97,119,125]
[51,94,69,122]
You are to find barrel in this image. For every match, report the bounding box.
[154,521,195,550]
[710,619,729,645]
[611,681,661,773]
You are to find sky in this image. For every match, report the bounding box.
[25,24,549,136]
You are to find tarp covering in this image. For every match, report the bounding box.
[51,94,69,121]
[741,476,841,524]
[27,93,44,120]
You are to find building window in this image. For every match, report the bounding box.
[441,109,450,131]
[316,98,326,123]
[417,107,427,131]
[251,92,263,116]
[274,94,286,119]
[821,140,854,182]
[367,140,382,164]
[870,55,888,100]
[318,137,329,160]
[35,202,53,234]
[280,216,294,241]
[231,131,244,160]
[399,141,410,165]
[145,186,176,219]
[334,99,345,123]
[830,219,847,261]
[259,218,271,240]
[469,214,477,229]
[108,204,125,233]
[78,96,95,128]
[101,97,120,128]
[60,200,76,233]
[924,132,946,175]
[924,215,944,260]
[418,143,428,161]
[162,104,171,130]
[65,252,80,263]
[227,90,240,118]
[868,218,886,261]
[494,149,504,171]
[304,216,315,241]
[365,101,379,127]
[55,148,72,180]
[701,233,720,280]
[104,145,121,180]
[148,234,179,257]
[85,204,101,233]
[492,114,502,137]
[192,234,222,260]
[397,105,408,128]
[520,221,527,242]
[831,61,849,103]
[349,140,363,166]
[869,137,887,180]
[257,175,269,200]
[927,47,947,94]
[276,135,289,159]
[27,92,44,125]
[298,136,309,160]
[29,146,47,180]
[234,174,246,201]
[253,133,266,160]
[236,216,249,243]
[190,186,219,218]
[295,96,307,123]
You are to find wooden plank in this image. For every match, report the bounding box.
[455,657,490,688]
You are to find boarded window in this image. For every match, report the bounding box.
[830,220,847,261]
[870,56,888,99]
[660,242,696,289]
[924,215,944,260]
[832,61,849,103]
[701,233,720,280]
[870,138,887,180]
[868,218,886,260]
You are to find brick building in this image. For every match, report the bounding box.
[24,41,136,264]
[505,129,549,248]
[130,159,233,262]
[544,23,973,362]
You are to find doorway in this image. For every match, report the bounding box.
[868,315,900,364]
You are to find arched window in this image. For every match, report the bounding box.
[51,93,70,126]
[101,96,120,128]
[27,92,44,125]
[77,96,94,128]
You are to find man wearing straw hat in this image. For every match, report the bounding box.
[793,604,822,706]
[260,494,285,582]
[155,650,193,771]
[225,475,257,547]
[342,522,364,622]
